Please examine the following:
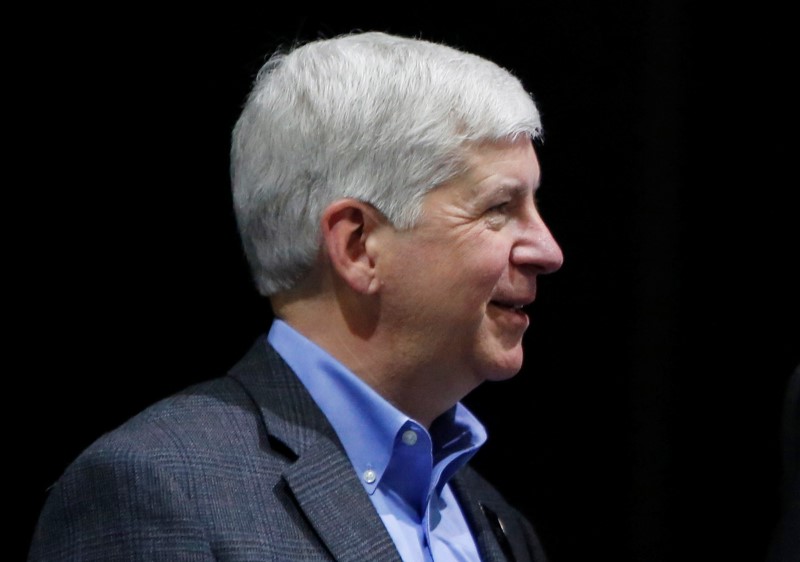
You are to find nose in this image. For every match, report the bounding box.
[510,209,564,274]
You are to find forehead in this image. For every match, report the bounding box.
[415,138,541,219]
[450,138,541,197]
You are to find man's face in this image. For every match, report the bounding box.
[373,138,563,389]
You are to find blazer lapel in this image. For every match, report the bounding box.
[451,473,516,562]
[284,434,402,562]
[229,336,402,562]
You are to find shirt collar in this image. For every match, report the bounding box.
[267,318,487,495]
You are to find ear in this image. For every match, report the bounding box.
[320,199,385,295]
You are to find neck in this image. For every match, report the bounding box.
[271,279,475,428]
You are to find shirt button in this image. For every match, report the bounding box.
[402,429,418,446]
[363,469,377,484]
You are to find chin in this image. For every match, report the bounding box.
[481,352,525,382]
[484,367,523,382]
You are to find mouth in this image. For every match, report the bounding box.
[488,300,531,331]
[488,300,530,314]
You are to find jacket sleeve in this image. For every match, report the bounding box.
[28,446,216,562]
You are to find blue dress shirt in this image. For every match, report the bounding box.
[268,319,488,561]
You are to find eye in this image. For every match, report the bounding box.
[483,201,514,229]
[487,201,511,214]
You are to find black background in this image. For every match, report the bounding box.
[18,5,798,562]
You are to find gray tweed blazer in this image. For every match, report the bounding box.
[29,336,549,561]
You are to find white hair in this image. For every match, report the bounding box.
[231,31,543,296]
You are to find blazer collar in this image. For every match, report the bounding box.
[229,336,515,562]
[228,336,402,562]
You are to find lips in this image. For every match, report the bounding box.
[488,300,532,323]
[487,300,531,333]
[490,301,525,311]
[489,297,533,311]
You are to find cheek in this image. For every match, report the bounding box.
[440,241,507,288]
[467,239,512,287]
[442,248,511,318]
[390,231,510,304]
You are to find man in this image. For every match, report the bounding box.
[30,31,563,561]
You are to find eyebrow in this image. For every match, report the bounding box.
[493,181,540,199]
[468,174,541,205]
